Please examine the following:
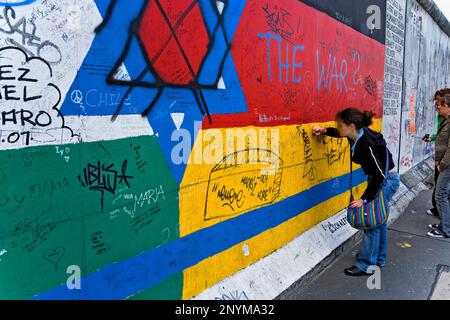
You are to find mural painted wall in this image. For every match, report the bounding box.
[0,0,439,299]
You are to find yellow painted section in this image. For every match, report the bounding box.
[179,119,382,299]
[180,119,382,237]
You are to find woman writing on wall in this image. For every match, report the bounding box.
[313,108,400,276]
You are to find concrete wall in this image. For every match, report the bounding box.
[383,0,407,169]
[0,0,446,300]
[398,0,450,173]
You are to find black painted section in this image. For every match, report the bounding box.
[300,0,387,45]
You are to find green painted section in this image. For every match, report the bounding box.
[126,272,183,300]
[0,136,180,299]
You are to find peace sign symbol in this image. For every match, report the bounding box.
[71,90,83,104]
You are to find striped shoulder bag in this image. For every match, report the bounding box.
[347,148,390,230]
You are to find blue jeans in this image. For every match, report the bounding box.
[355,172,400,273]
[436,166,450,236]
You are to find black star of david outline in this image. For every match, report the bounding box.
[95,0,231,124]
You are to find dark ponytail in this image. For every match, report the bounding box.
[336,108,375,129]
[362,110,375,127]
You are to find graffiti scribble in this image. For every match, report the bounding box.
[262,3,294,42]
[78,160,134,211]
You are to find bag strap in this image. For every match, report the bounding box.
[349,146,353,198]
[349,145,390,198]
[384,147,389,179]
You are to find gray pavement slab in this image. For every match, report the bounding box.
[283,189,450,300]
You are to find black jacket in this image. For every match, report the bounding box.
[325,127,395,202]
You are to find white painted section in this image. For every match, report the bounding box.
[64,115,154,143]
[114,63,132,81]
[192,209,358,300]
[216,1,225,15]
[171,113,185,130]
[217,76,226,89]
[0,0,102,150]
[3,0,102,108]
[0,114,153,151]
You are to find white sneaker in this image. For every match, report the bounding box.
[428,229,449,238]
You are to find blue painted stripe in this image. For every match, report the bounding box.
[33,169,367,300]
[0,0,36,6]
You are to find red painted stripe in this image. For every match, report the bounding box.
[204,0,385,129]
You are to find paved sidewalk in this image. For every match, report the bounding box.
[282,189,450,300]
